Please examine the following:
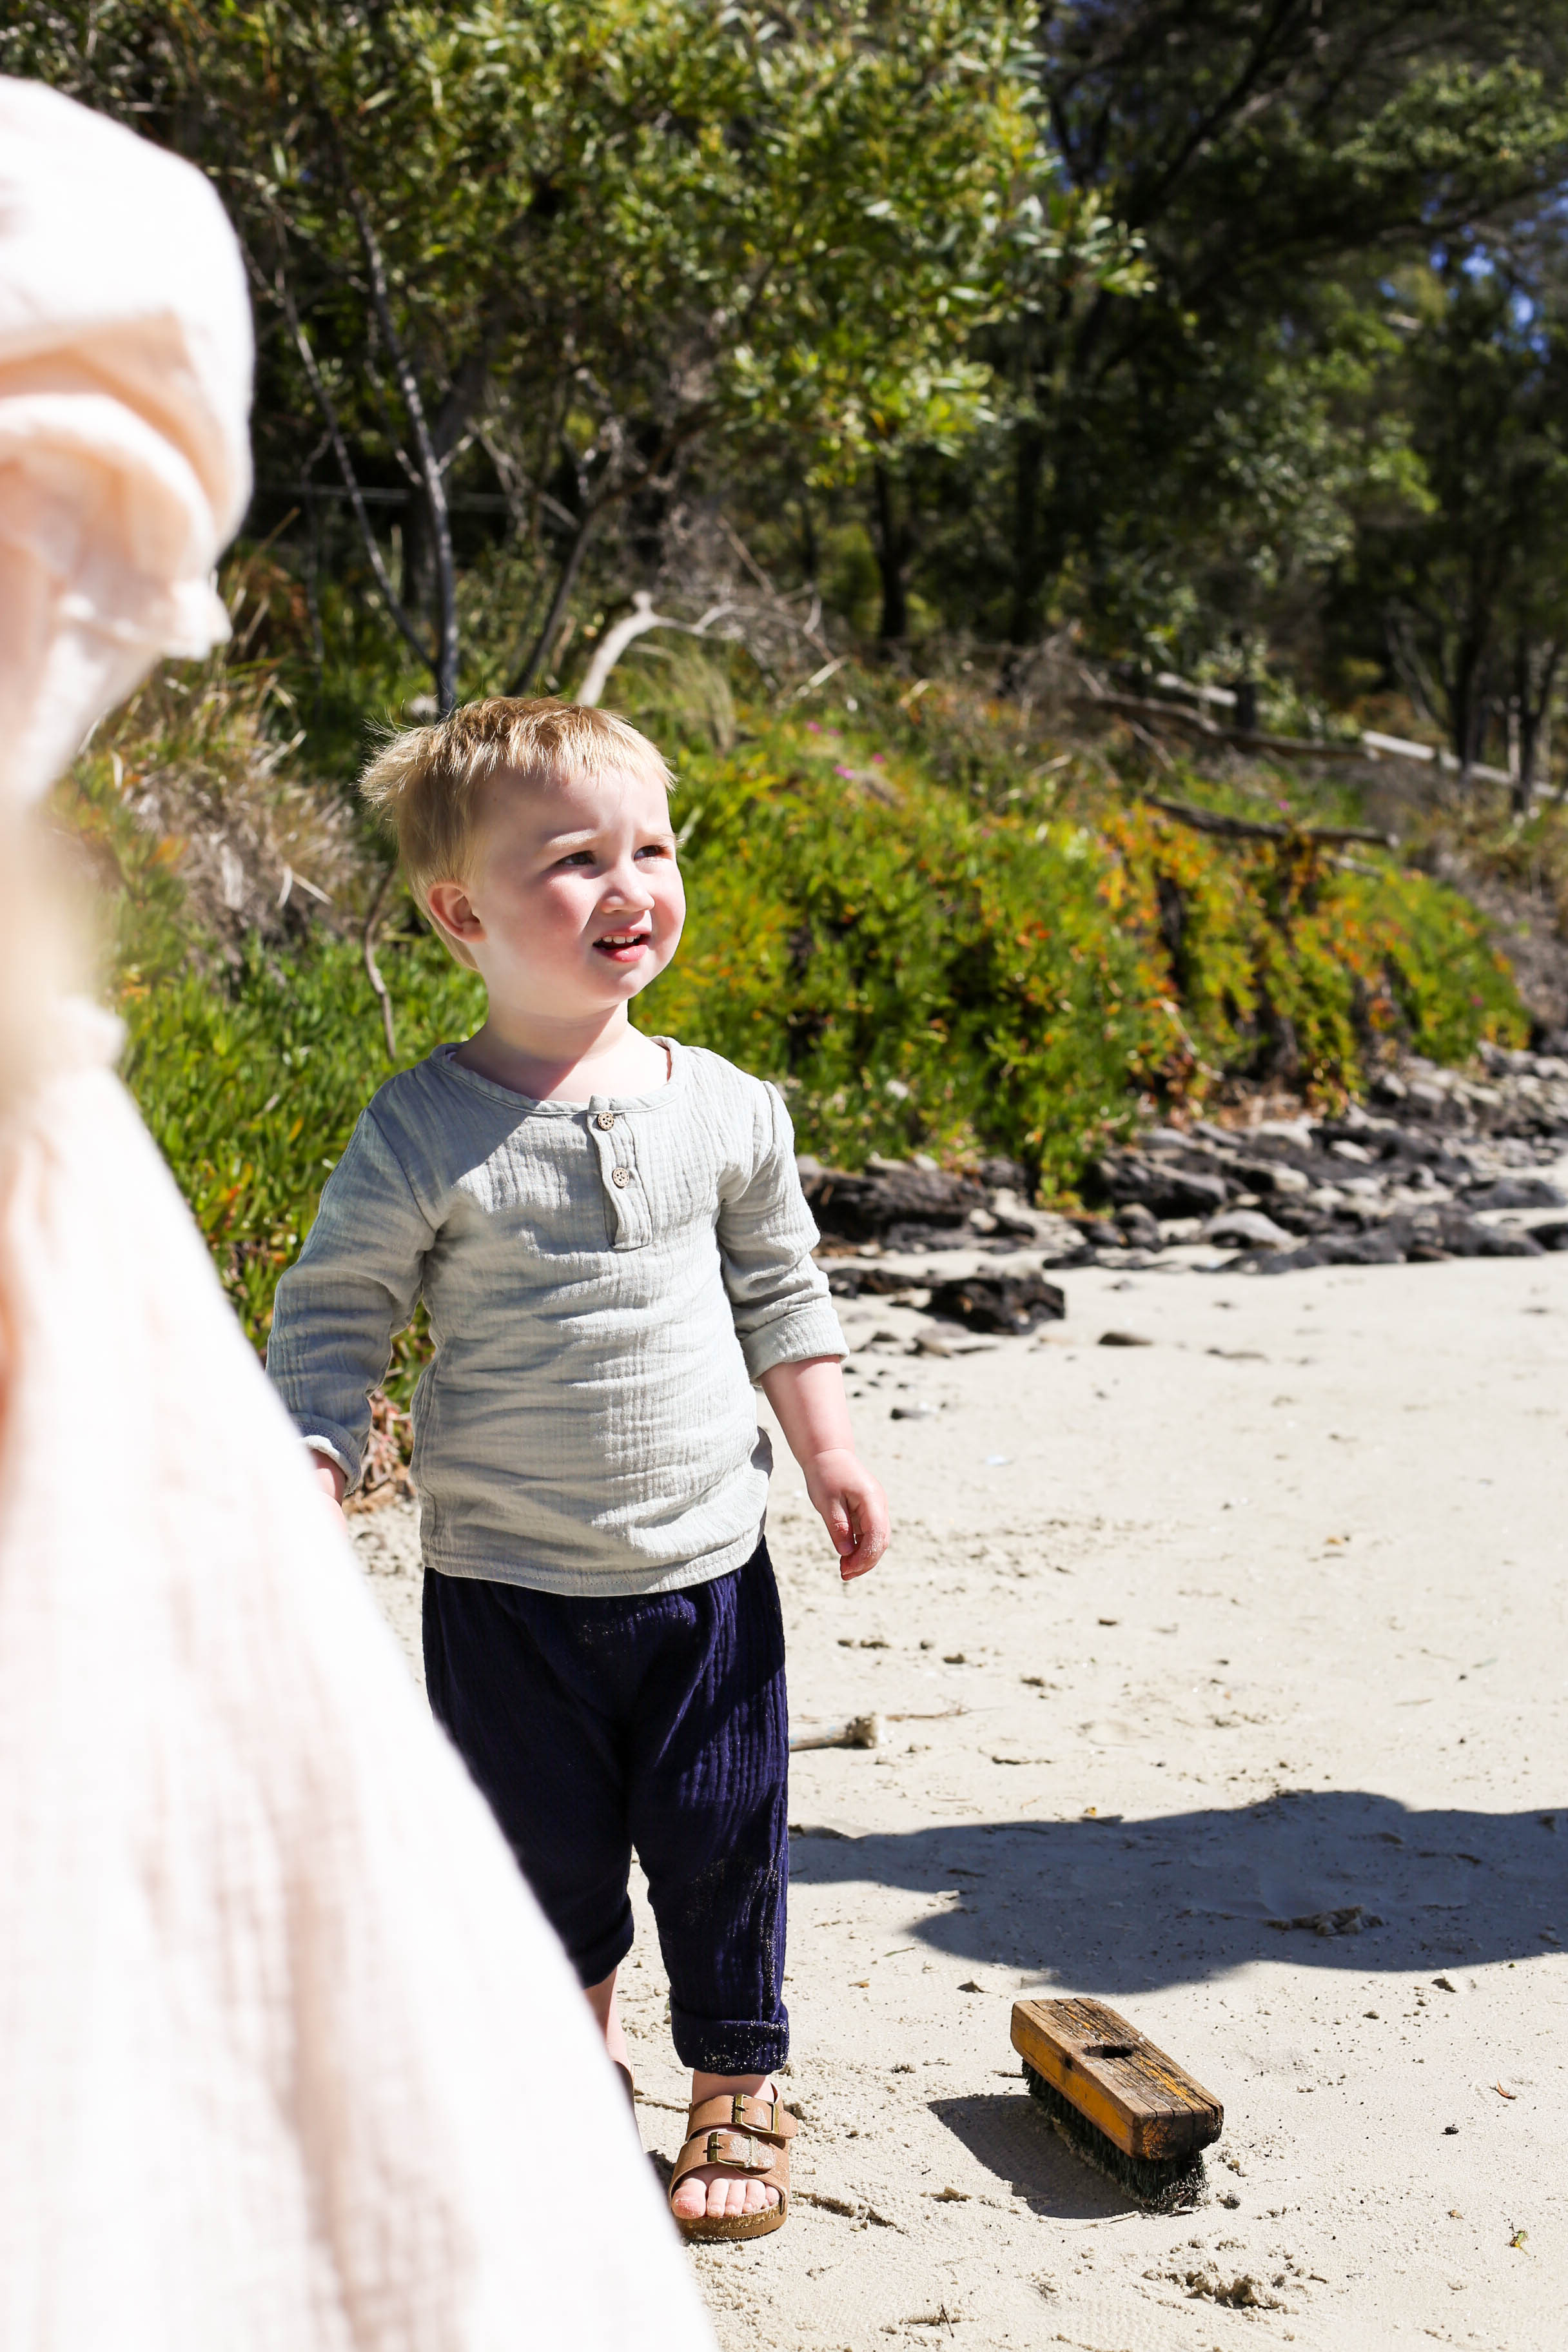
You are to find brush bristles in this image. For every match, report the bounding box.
[1021,2063,1206,2209]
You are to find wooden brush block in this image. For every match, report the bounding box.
[1011,1997,1222,2162]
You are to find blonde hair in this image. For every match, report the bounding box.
[359,697,673,954]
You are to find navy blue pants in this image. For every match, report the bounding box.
[423,1536,790,2077]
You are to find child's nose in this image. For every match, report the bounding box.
[604,860,654,908]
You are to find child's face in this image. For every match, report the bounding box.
[431,761,684,1019]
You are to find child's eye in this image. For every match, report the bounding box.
[556,850,596,868]
[635,842,672,861]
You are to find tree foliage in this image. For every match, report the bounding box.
[10,1,1568,779]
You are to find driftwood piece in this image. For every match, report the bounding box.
[574,589,738,709]
[1074,685,1516,792]
[1143,794,1395,850]
[1074,690,1346,761]
[789,1712,883,1752]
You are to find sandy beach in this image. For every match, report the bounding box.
[353,1244,1568,2352]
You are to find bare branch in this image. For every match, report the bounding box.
[362,862,399,1063]
[346,185,460,714]
[1144,794,1395,850]
[249,241,435,679]
[576,591,738,708]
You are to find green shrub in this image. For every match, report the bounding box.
[60,670,1525,1364]
[120,927,484,1375]
[643,714,1524,1170]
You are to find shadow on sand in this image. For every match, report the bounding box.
[925,2089,1141,2219]
[791,1788,1565,2211]
[789,1787,1566,1990]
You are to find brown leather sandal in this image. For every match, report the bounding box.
[668,2090,797,2242]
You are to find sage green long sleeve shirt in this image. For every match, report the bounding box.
[266,1039,844,1596]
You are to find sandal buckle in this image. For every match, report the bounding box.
[731,2094,749,2127]
[705,2128,758,2168]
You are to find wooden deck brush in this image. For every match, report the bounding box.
[1011,1997,1222,2204]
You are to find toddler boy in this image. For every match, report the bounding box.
[268,698,888,2240]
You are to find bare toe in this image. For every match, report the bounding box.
[673,2081,789,2230]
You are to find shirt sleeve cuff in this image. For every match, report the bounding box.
[741,1301,847,1386]
[299,1430,360,1492]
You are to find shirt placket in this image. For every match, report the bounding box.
[587,1104,651,1249]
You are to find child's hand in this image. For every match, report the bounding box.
[759,1357,890,1580]
[309,1447,349,1528]
[803,1447,889,1582]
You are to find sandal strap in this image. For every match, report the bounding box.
[685,2092,798,2143]
[671,2126,778,2190]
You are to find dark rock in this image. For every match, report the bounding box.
[1269,1204,1340,1238]
[1388,1210,1545,1260]
[1402,1079,1452,1120]
[979,1157,1029,1193]
[1458,1176,1567,1211]
[880,1222,976,1255]
[1236,1157,1314,1197]
[803,1163,985,1243]
[1378,1126,1447,1167]
[1528,1219,1568,1251]
[925,1271,1065,1334]
[1072,1216,1124,1250]
[1469,1224,1545,1259]
[1095,1153,1230,1219]
[1098,1329,1153,1347]
[825,1264,935,1298]
[1320,1228,1409,1266]
[1040,1240,1099,1269]
[1203,1208,1293,1250]
[1114,1202,1163,1250]
[1251,1228,1408,1274]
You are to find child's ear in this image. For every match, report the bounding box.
[425,881,484,970]
[427,879,483,940]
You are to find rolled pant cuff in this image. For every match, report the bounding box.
[571,1910,636,1991]
[671,2003,789,2077]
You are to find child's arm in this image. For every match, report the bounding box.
[718,1077,889,1580]
[760,1355,888,1582]
[267,1108,434,1512]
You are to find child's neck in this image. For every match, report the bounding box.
[455,1002,669,1104]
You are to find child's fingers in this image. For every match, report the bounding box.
[837,1488,890,1580]
[821,1494,854,1556]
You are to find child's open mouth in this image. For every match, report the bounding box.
[593,926,652,964]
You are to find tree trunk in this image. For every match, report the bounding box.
[400,489,436,619]
[1008,419,1046,646]
[513,505,600,694]
[267,255,435,683]
[872,462,909,644]
[430,489,460,716]
[1514,635,1563,813]
[1450,623,1494,793]
[348,189,460,714]
[796,481,819,587]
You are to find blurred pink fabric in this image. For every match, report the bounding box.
[0,80,712,2351]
